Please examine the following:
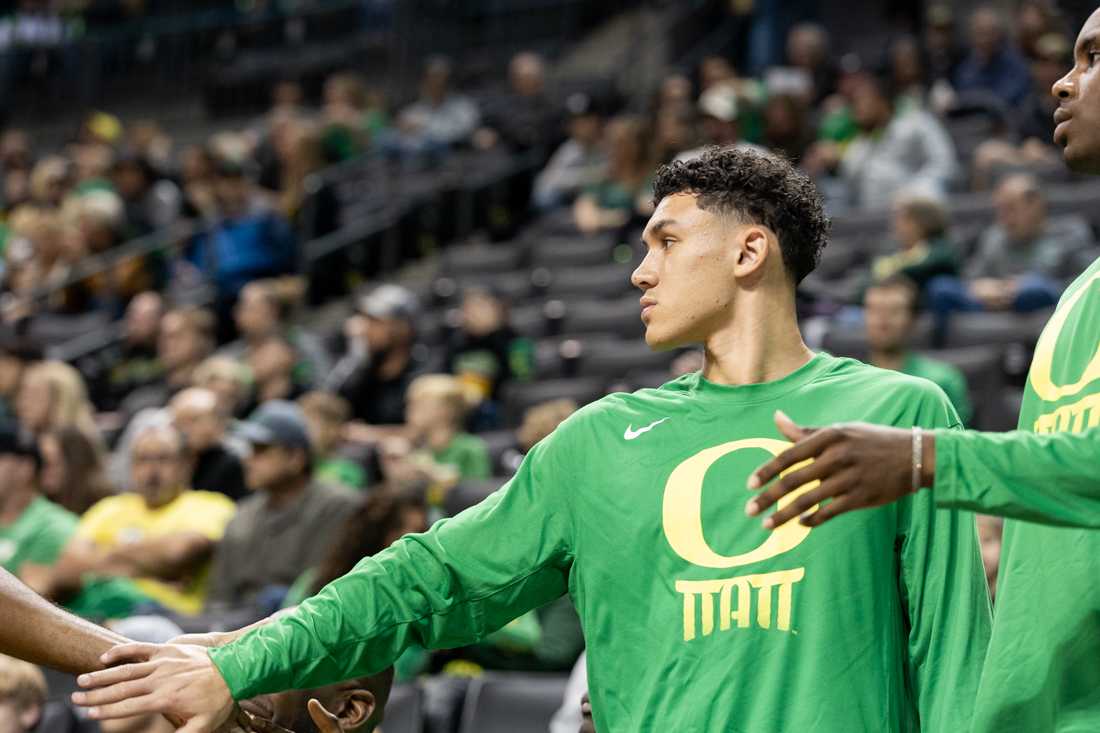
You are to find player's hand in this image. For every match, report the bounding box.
[744,411,933,528]
[72,642,234,732]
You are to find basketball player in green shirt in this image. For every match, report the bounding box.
[745,9,1100,732]
[72,148,990,732]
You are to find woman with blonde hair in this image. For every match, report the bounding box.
[16,361,100,445]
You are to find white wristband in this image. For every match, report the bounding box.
[911,427,923,493]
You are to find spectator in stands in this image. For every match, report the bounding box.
[320,72,372,162]
[110,152,180,236]
[889,36,930,112]
[28,156,68,209]
[677,85,764,162]
[0,425,71,582]
[786,23,838,104]
[36,423,236,617]
[247,336,306,407]
[828,73,957,209]
[274,120,341,247]
[38,427,113,516]
[972,32,1070,189]
[498,397,578,475]
[192,355,253,420]
[188,156,297,336]
[178,145,218,222]
[96,291,165,411]
[389,56,480,160]
[330,284,424,427]
[225,279,330,387]
[282,489,426,610]
[0,330,40,422]
[653,106,699,164]
[864,276,973,425]
[1014,0,1064,61]
[207,400,357,613]
[927,174,1092,336]
[532,93,607,211]
[120,306,216,418]
[0,654,45,733]
[574,116,654,234]
[761,92,813,164]
[953,6,1032,106]
[169,388,247,502]
[444,287,534,430]
[298,391,366,491]
[475,52,559,155]
[404,374,490,484]
[925,4,963,85]
[869,192,960,295]
[15,361,99,445]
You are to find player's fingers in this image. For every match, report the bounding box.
[72,678,153,708]
[307,699,342,733]
[76,662,155,691]
[748,445,840,519]
[84,693,163,721]
[800,491,860,527]
[761,476,844,530]
[746,427,839,492]
[98,642,160,667]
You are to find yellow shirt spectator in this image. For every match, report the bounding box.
[77,490,235,615]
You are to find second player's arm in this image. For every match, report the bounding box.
[932,425,1100,527]
[211,430,578,699]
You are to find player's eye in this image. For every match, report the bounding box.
[1089,50,1100,67]
[662,238,676,250]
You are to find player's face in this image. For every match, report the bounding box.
[633,193,742,350]
[1052,9,1100,173]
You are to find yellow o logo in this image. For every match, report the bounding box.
[662,438,818,569]
[1030,271,1100,403]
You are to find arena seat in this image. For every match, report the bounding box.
[560,297,645,338]
[574,336,678,380]
[543,262,637,299]
[457,673,569,733]
[922,344,1005,428]
[440,243,529,275]
[383,683,424,733]
[944,310,1052,348]
[529,235,615,268]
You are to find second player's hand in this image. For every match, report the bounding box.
[744,411,934,528]
[72,642,235,732]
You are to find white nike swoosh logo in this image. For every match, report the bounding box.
[624,418,670,440]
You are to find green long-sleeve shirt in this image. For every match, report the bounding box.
[211,354,990,732]
[932,256,1100,733]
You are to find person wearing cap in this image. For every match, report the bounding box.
[675,83,768,163]
[206,401,357,615]
[328,284,425,427]
[33,423,235,617]
[532,92,608,211]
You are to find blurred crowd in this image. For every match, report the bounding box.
[0,1,1091,731]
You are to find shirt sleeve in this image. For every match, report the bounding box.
[898,392,992,731]
[208,423,578,699]
[933,426,1100,527]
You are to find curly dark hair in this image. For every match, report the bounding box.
[652,146,829,284]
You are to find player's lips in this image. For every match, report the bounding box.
[1053,107,1072,146]
[640,297,657,320]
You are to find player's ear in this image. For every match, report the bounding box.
[733,225,771,280]
[334,689,376,729]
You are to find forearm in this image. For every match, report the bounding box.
[0,568,128,674]
[932,427,1100,527]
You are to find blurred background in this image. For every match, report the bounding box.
[0,0,1091,731]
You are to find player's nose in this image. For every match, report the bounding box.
[631,254,657,291]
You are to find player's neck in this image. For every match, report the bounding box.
[701,295,813,387]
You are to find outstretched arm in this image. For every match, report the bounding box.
[0,567,128,674]
[74,424,581,731]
